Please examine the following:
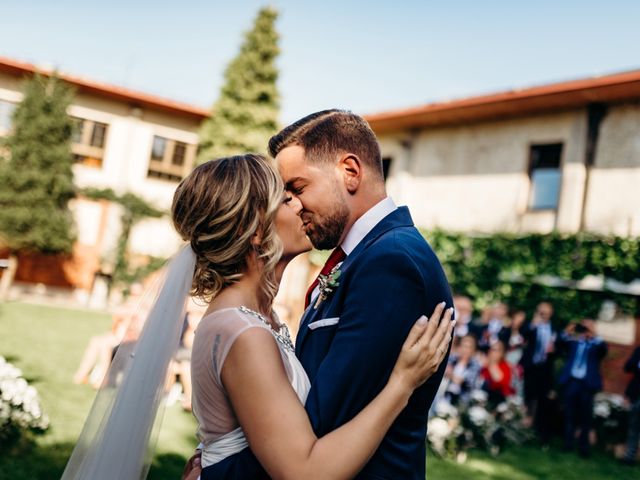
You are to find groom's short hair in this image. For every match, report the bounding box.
[268,109,383,179]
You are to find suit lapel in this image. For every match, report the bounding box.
[335,206,414,280]
[295,207,415,355]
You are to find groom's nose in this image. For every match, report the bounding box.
[288,195,303,215]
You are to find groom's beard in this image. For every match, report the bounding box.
[305,200,349,250]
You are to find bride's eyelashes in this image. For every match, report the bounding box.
[283,194,293,204]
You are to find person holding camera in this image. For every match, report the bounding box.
[557,319,608,457]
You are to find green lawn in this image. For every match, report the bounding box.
[0,301,196,479]
[1,301,638,479]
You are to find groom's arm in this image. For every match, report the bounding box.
[304,240,452,436]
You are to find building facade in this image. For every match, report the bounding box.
[0,56,208,305]
[366,70,640,237]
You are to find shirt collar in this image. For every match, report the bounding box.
[340,197,397,255]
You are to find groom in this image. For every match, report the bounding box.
[190,110,453,479]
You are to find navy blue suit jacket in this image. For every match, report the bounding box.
[557,333,607,392]
[201,207,453,480]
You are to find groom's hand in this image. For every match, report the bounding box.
[181,451,202,480]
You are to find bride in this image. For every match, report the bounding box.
[62,154,454,480]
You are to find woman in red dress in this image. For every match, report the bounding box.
[481,340,515,405]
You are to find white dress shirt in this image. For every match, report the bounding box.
[341,197,397,255]
[533,322,553,364]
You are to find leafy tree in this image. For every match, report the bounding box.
[198,7,280,162]
[0,75,76,299]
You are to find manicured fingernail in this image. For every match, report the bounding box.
[448,307,454,315]
[451,320,457,327]
[440,301,446,307]
[418,315,428,325]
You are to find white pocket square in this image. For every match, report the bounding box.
[307,317,340,330]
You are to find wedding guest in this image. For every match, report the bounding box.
[476,303,508,351]
[480,340,514,406]
[472,305,490,350]
[166,313,197,411]
[444,335,482,405]
[621,345,640,465]
[500,309,527,396]
[500,309,526,366]
[104,286,154,388]
[521,301,557,444]
[452,295,476,344]
[557,319,607,457]
[72,283,145,388]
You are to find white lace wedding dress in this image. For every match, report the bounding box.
[191,306,310,467]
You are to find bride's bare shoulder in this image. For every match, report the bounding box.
[198,307,258,327]
[193,307,270,351]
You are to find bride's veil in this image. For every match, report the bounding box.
[61,245,196,480]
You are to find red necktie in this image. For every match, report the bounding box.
[305,247,346,308]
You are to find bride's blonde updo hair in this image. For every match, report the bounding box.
[171,154,284,310]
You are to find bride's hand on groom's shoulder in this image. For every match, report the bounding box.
[391,302,455,392]
[181,451,201,480]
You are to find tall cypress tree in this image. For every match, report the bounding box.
[198,7,280,162]
[0,74,76,299]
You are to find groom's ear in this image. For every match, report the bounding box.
[338,153,362,195]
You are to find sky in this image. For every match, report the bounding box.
[1,0,639,123]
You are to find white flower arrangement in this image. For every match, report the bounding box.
[427,403,464,459]
[470,389,489,404]
[427,417,452,444]
[468,405,490,426]
[592,392,630,447]
[593,401,611,418]
[427,389,532,461]
[0,356,49,445]
[433,398,459,419]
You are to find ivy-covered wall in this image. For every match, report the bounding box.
[422,230,639,326]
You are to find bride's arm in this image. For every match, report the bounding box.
[222,304,454,480]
